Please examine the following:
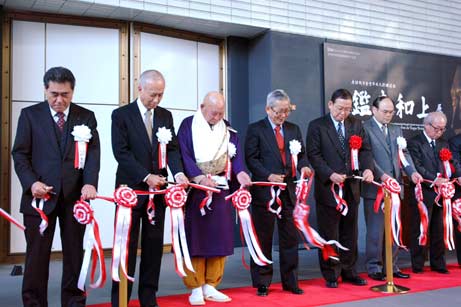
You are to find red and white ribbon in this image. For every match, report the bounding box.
[349,135,362,171]
[71,125,92,169]
[439,148,453,179]
[164,185,195,277]
[156,127,172,169]
[331,183,348,216]
[0,208,25,231]
[226,187,272,267]
[31,195,50,235]
[289,140,302,176]
[415,182,429,246]
[396,136,410,168]
[293,173,348,260]
[74,142,88,169]
[452,198,461,232]
[435,182,456,250]
[146,187,156,225]
[250,182,286,218]
[73,199,106,291]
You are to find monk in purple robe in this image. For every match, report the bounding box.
[177,92,251,305]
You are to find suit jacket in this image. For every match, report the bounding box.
[361,118,416,198]
[306,114,373,206]
[449,134,461,164]
[245,118,310,206]
[12,101,100,215]
[408,131,461,202]
[111,101,183,201]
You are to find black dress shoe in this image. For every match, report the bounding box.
[342,276,368,286]
[393,271,410,279]
[326,281,338,288]
[368,272,385,281]
[412,268,423,273]
[282,286,304,294]
[257,285,268,296]
[431,268,449,274]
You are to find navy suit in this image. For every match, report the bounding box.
[111,101,183,307]
[408,132,461,271]
[12,101,100,307]
[245,118,310,290]
[306,114,373,282]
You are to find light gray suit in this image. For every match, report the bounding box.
[362,117,416,274]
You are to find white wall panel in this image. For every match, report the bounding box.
[197,42,219,103]
[46,24,119,105]
[11,21,45,102]
[140,32,198,110]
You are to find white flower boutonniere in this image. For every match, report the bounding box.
[72,125,92,169]
[289,139,302,176]
[228,142,236,158]
[156,127,172,169]
[396,136,410,167]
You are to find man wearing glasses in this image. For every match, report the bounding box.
[245,89,312,297]
[306,88,374,288]
[408,111,461,274]
[362,96,422,281]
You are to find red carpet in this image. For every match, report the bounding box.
[89,264,461,307]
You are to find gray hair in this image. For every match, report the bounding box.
[139,70,164,88]
[266,89,290,107]
[423,111,447,125]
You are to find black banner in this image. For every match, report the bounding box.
[323,42,461,138]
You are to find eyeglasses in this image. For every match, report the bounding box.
[430,123,446,133]
[271,107,291,116]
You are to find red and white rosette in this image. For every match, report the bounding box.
[439,148,453,179]
[331,183,348,216]
[289,139,302,176]
[146,187,156,225]
[111,187,137,282]
[0,208,25,231]
[452,198,461,232]
[164,185,195,277]
[31,194,50,235]
[71,124,92,169]
[225,187,272,267]
[436,182,456,250]
[73,199,106,291]
[225,142,237,180]
[349,135,362,171]
[293,173,348,261]
[252,182,287,218]
[156,127,172,169]
[396,136,410,168]
[415,182,429,246]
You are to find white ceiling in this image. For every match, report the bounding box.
[0,0,267,38]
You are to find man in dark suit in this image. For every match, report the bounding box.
[362,96,422,281]
[449,133,461,267]
[306,88,373,288]
[245,89,312,297]
[408,111,461,274]
[12,67,100,307]
[111,70,188,307]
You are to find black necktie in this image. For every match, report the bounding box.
[337,122,345,150]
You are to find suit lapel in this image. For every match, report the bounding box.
[38,102,61,155]
[283,124,295,167]
[130,102,153,151]
[152,108,164,152]
[63,104,79,158]
[370,120,391,155]
[262,118,284,165]
[325,115,345,157]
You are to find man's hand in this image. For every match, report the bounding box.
[457,177,461,186]
[362,169,374,183]
[411,172,424,184]
[329,172,346,184]
[146,174,167,189]
[237,171,252,187]
[268,174,285,183]
[300,166,312,177]
[199,176,217,188]
[175,173,189,185]
[81,184,97,200]
[434,177,449,187]
[31,181,53,198]
[380,173,391,182]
